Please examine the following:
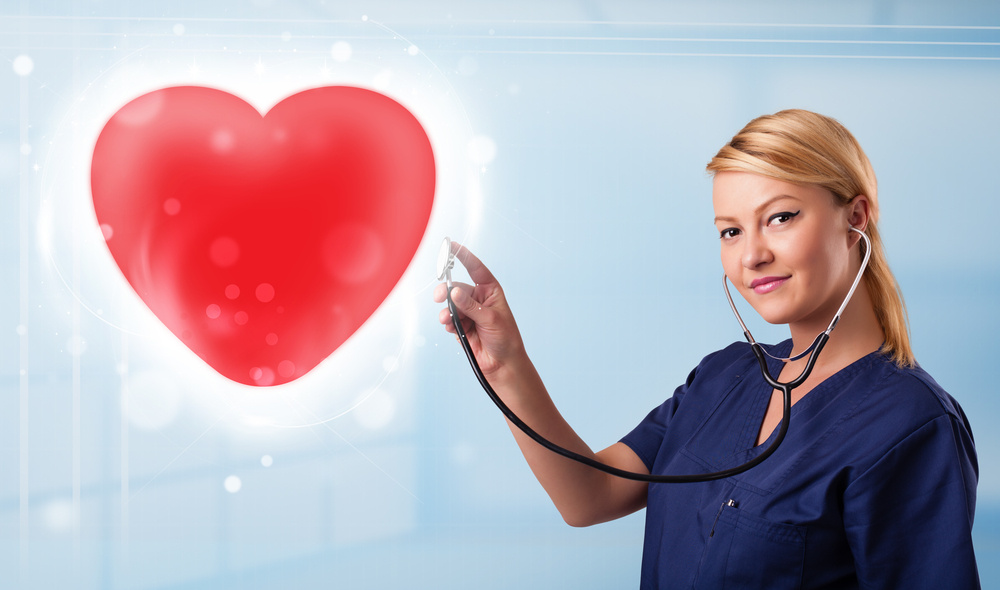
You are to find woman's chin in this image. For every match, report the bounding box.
[745,306,792,326]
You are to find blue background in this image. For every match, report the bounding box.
[3,1,999,588]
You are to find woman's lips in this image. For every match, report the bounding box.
[750,276,789,294]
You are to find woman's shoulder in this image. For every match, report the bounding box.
[838,353,975,460]
[866,356,968,423]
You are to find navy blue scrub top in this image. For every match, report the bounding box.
[621,341,979,589]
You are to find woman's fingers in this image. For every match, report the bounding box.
[439,308,476,335]
[438,306,458,334]
[447,283,497,328]
[451,242,497,287]
[435,281,483,334]
[434,282,476,324]
[433,282,446,303]
[433,280,475,304]
[433,243,523,377]
[433,242,509,346]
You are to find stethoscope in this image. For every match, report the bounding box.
[438,227,872,483]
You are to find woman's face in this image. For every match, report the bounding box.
[712,171,858,329]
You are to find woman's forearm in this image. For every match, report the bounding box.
[488,353,649,527]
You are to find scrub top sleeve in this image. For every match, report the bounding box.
[619,365,698,472]
[843,413,980,589]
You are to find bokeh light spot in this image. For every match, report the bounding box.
[331,41,352,62]
[42,499,74,532]
[224,475,242,493]
[209,236,239,267]
[255,283,275,303]
[249,366,275,386]
[211,129,235,153]
[13,55,34,76]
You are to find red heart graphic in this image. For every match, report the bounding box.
[91,86,435,386]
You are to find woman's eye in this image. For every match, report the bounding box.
[719,228,741,240]
[768,210,801,226]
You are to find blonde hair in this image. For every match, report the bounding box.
[706,109,914,367]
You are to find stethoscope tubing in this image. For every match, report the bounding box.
[445,288,828,483]
[443,227,866,483]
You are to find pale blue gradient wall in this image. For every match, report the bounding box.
[3,2,999,588]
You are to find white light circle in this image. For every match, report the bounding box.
[224,475,242,493]
[42,499,75,532]
[331,41,353,62]
[13,55,34,76]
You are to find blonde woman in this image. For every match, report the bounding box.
[435,109,979,588]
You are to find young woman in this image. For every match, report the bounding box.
[434,109,979,588]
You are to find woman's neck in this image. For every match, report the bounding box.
[787,282,884,376]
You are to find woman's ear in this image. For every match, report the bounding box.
[847,195,871,233]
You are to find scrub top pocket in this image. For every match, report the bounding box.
[694,503,806,590]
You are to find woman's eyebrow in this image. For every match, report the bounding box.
[713,194,801,224]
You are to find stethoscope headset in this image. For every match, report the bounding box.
[438,227,871,483]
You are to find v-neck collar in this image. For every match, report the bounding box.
[742,339,880,454]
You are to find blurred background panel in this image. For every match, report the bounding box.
[3,1,998,588]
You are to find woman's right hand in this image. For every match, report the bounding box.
[433,240,650,527]
[433,242,527,380]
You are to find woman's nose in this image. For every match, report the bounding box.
[741,232,773,269]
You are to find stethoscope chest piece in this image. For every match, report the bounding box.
[436,236,455,284]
